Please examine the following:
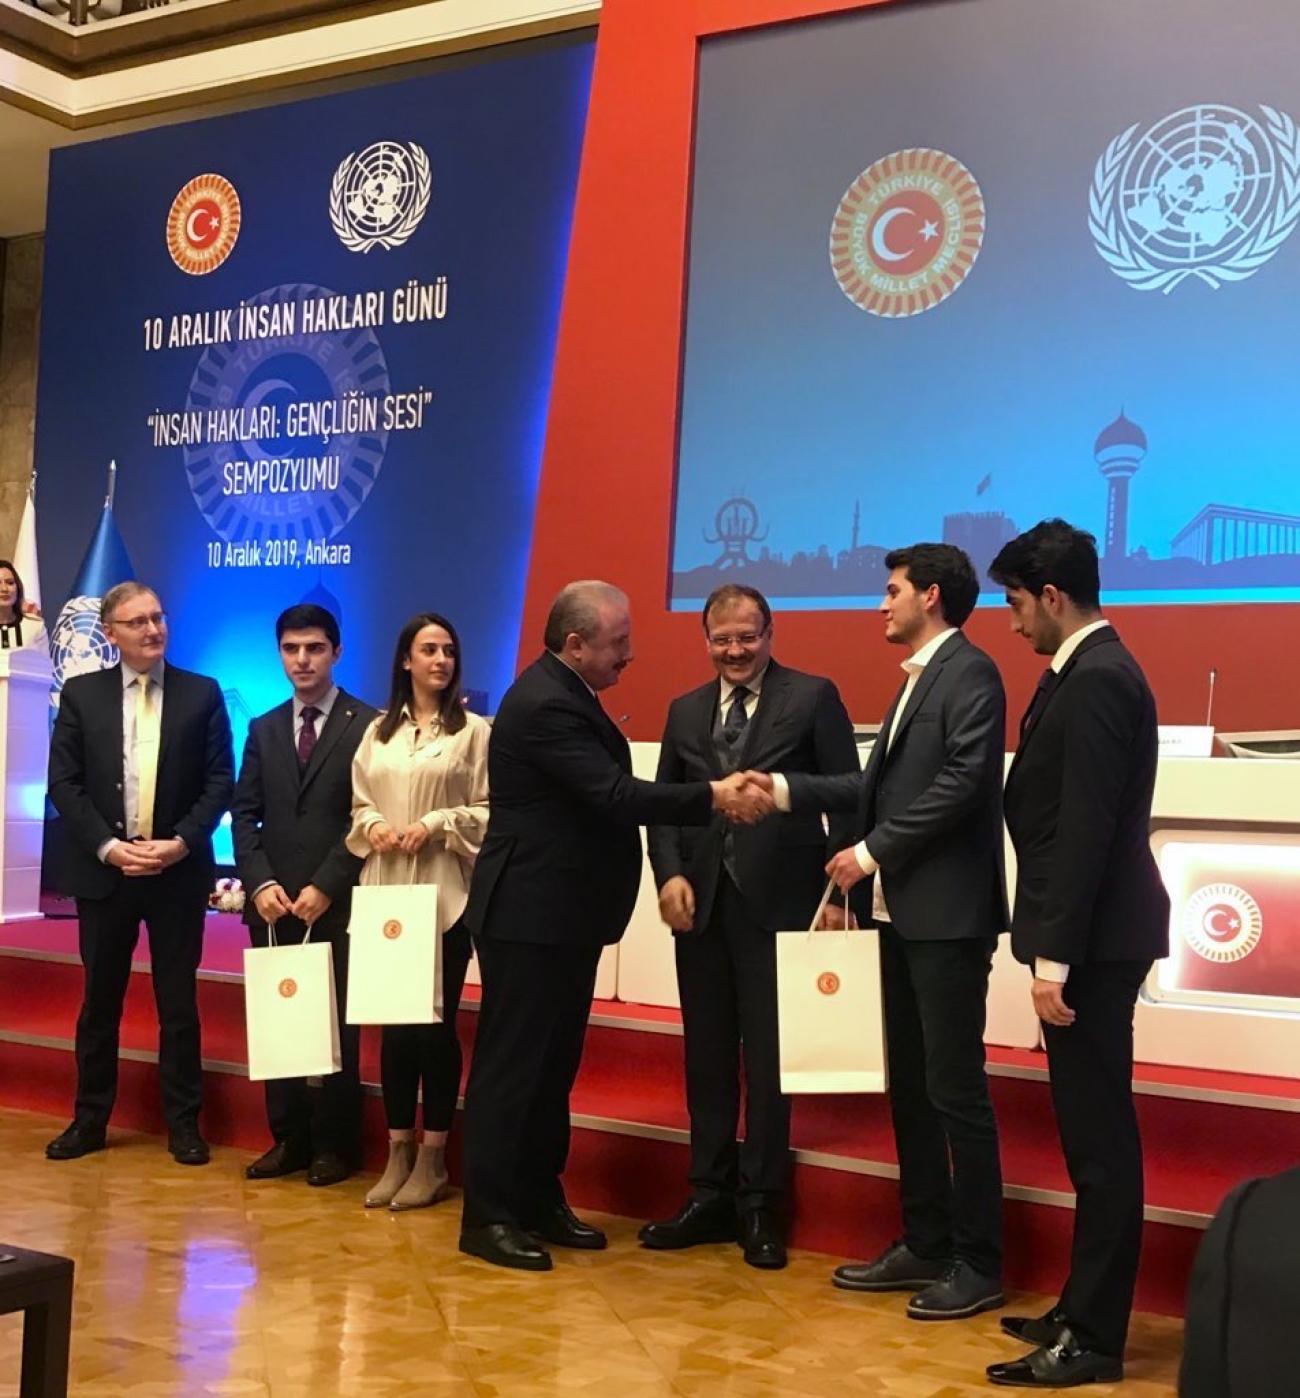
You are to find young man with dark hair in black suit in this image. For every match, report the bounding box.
[985,519,1169,1389]
[232,603,377,1187]
[46,581,233,1165]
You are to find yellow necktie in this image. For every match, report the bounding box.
[135,676,160,840]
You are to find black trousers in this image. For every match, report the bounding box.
[380,921,472,1132]
[879,925,1003,1277]
[1043,958,1151,1358]
[74,877,206,1131]
[249,914,362,1159]
[674,874,789,1211]
[460,935,601,1230]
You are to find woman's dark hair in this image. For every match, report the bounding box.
[375,612,466,743]
[0,561,27,630]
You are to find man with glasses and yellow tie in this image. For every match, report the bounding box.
[46,581,233,1165]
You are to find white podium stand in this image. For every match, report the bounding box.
[0,647,51,922]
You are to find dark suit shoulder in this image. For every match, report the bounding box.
[61,666,119,702]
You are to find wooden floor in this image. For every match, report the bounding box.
[0,1108,1183,1397]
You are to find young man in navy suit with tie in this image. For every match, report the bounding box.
[232,604,376,1187]
[985,520,1168,1389]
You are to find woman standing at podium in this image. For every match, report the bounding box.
[347,612,490,1211]
[0,561,46,651]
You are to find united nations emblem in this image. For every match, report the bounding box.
[1182,882,1263,963]
[816,972,841,996]
[50,595,118,695]
[1090,104,1300,293]
[166,174,241,276]
[830,149,986,317]
[278,978,298,999]
[329,141,432,253]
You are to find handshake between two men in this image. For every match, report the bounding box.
[662,771,857,932]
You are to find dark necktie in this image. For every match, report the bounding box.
[298,705,321,767]
[1019,670,1059,738]
[723,687,750,745]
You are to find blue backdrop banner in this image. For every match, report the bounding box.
[35,38,593,738]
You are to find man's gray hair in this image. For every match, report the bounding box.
[543,580,628,652]
[101,581,161,625]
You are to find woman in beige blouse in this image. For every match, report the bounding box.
[346,612,490,1210]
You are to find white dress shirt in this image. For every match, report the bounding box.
[97,659,167,863]
[1032,618,1112,985]
[770,629,957,924]
[719,664,767,726]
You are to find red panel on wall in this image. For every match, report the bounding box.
[522,0,1269,739]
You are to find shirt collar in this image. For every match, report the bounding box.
[720,661,770,706]
[1051,619,1111,674]
[121,659,165,689]
[294,686,338,722]
[902,628,958,676]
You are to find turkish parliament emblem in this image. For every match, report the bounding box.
[166,174,241,275]
[830,148,985,317]
[1182,883,1263,963]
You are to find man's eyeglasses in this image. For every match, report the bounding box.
[110,613,167,632]
[707,632,765,649]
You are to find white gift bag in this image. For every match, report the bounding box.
[777,881,887,1094]
[346,883,442,1025]
[243,923,341,1082]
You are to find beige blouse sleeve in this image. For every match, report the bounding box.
[345,720,388,858]
[421,714,491,860]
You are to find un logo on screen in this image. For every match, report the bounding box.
[329,140,432,253]
[51,596,118,693]
[1090,104,1300,292]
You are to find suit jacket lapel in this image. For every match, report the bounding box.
[740,662,790,766]
[273,700,298,783]
[300,691,359,792]
[1008,627,1119,775]
[698,683,725,778]
[156,663,180,778]
[105,666,126,786]
[539,651,629,768]
[884,634,964,759]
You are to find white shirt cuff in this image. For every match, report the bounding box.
[770,773,792,812]
[97,837,121,864]
[1035,958,1070,984]
[854,840,879,876]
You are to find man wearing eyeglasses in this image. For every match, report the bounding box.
[641,583,858,1268]
[46,581,233,1166]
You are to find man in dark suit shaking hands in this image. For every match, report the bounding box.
[753,545,1008,1318]
[46,581,233,1165]
[985,520,1169,1389]
[232,603,376,1187]
[459,580,770,1271]
[641,583,859,1270]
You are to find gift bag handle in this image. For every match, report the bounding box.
[806,878,850,938]
[266,919,314,949]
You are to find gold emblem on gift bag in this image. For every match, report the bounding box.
[383,919,403,940]
[817,971,841,996]
[278,978,298,999]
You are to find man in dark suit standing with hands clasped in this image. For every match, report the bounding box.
[46,581,233,1165]
[459,580,772,1272]
[641,583,858,1270]
[985,520,1169,1389]
[232,603,376,1188]
[751,544,1008,1318]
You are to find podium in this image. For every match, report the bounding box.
[0,648,51,922]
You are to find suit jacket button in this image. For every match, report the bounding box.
[115,820,124,830]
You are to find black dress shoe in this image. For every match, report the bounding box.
[459,1223,554,1272]
[45,1122,106,1161]
[832,1240,949,1292]
[168,1125,211,1166]
[638,1197,737,1250]
[739,1208,787,1270]
[245,1140,311,1180]
[907,1260,1004,1320]
[528,1201,607,1250]
[306,1152,351,1187]
[1001,1305,1067,1346]
[986,1329,1123,1388]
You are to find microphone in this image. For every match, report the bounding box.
[1205,667,1218,729]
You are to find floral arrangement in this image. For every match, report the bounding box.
[209,877,245,913]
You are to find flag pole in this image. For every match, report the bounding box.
[105,460,117,509]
